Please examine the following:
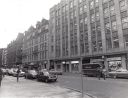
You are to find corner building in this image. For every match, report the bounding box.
[49,0,128,73]
[22,19,49,69]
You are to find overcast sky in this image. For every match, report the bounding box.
[0,0,60,48]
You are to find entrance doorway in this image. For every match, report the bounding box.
[63,64,69,72]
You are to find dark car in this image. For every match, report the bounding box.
[82,63,102,77]
[24,69,37,79]
[37,69,57,83]
[49,69,63,75]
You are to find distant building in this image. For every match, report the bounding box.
[7,33,24,68]
[2,48,7,67]
[49,0,128,73]
[22,19,49,69]
[0,48,4,67]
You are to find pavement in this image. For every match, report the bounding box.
[54,73,128,98]
[0,75,92,98]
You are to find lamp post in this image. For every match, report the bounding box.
[80,58,84,98]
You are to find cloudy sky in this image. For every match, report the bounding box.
[0,0,60,48]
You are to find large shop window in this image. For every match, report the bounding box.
[107,57,122,72]
[71,63,79,72]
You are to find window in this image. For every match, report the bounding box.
[120,0,127,11]
[95,0,99,6]
[121,11,128,29]
[51,46,54,52]
[104,8,109,17]
[124,34,128,47]
[90,0,94,9]
[110,6,115,15]
[105,23,110,28]
[79,0,82,3]
[109,0,114,6]
[79,7,83,15]
[70,12,73,19]
[84,4,87,12]
[70,1,73,8]
[113,40,119,48]
[74,10,77,17]
[106,38,112,49]
[91,14,95,22]
[66,5,68,11]
[103,0,108,3]
[122,17,128,29]
[96,12,100,20]
[84,17,88,24]
[74,0,77,6]
[121,11,127,18]
[112,31,118,40]
[111,21,117,31]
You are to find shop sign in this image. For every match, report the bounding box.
[71,61,79,64]
[107,57,121,61]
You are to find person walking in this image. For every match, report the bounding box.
[0,68,3,87]
[102,67,107,80]
[17,68,20,82]
[97,66,102,80]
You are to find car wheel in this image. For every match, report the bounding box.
[45,79,48,83]
[113,75,116,79]
[54,79,57,82]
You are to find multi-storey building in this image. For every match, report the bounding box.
[49,0,128,73]
[22,19,49,69]
[2,48,7,67]
[7,33,24,68]
[0,48,4,67]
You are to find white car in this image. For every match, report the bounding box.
[109,68,128,78]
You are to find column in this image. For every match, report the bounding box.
[122,55,126,69]
[69,61,72,72]
[79,58,83,73]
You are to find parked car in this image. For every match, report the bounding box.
[8,68,15,76]
[13,69,25,77]
[24,69,37,79]
[37,69,57,83]
[1,68,7,75]
[49,69,63,75]
[109,68,128,78]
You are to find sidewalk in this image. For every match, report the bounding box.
[0,76,93,98]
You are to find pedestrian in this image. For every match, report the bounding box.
[17,68,20,82]
[97,66,102,80]
[0,68,3,87]
[102,67,107,80]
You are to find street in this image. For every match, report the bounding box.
[1,74,128,98]
[0,76,90,98]
[55,73,128,98]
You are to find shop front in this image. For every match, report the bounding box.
[107,56,126,72]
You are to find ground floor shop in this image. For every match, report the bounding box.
[49,53,128,73]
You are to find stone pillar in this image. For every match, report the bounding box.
[60,62,63,72]
[69,61,72,72]
[46,60,50,70]
[104,57,109,71]
[126,54,128,69]
[79,58,83,73]
[121,55,126,69]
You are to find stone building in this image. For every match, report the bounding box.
[49,0,128,73]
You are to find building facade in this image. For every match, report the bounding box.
[7,33,24,68]
[0,48,4,67]
[22,19,49,69]
[2,48,7,67]
[49,0,128,73]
